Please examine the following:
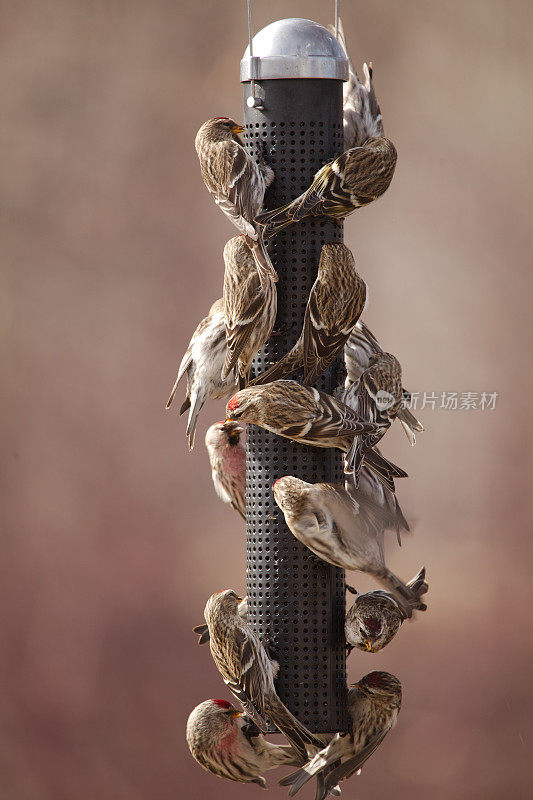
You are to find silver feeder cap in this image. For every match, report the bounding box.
[241,18,349,82]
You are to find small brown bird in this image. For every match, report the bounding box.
[345,321,424,444]
[222,236,277,388]
[272,476,427,618]
[225,380,377,474]
[257,137,397,239]
[342,352,404,484]
[204,590,323,762]
[166,299,238,449]
[280,671,402,800]
[205,421,246,520]
[186,698,301,788]
[250,243,366,386]
[344,573,427,653]
[329,19,384,150]
[195,117,275,288]
[193,595,248,645]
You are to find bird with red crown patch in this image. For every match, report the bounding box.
[279,671,402,800]
[186,698,302,787]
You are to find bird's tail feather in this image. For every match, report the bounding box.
[166,374,184,410]
[374,565,427,617]
[249,345,303,386]
[397,406,424,446]
[185,391,205,450]
[267,697,324,764]
[192,623,210,645]
[363,448,408,492]
[257,188,322,239]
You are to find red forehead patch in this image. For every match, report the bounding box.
[227,395,240,411]
[212,699,232,709]
[364,616,382,632]
[363,672,386,688]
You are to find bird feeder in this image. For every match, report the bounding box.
[241,18,350,734]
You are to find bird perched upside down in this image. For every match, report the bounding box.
[195,117,275,288]
[205,421,246,520]
[203,590,324,762]
[222,236,277,389]
[166,298,238,449]
[344,576,427,654]
[225,380,403,481]
[272,476,427,618]
[328,18,384,150]
[250,242,366,387]
[280,671,402,800]
[340,351,404,486]
[257,137,397,240]
[186,698,302,788]
[344,320,424,444]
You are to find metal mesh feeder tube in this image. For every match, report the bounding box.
[241,18,350,734]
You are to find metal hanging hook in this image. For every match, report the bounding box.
[334,0,340,39]
[246,0,263,109]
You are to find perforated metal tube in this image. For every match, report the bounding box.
[243,78,349,734]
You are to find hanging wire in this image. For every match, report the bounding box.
[247,0,256,99]
[335,0,340,38]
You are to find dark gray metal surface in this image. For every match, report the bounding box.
[243,78,349,734]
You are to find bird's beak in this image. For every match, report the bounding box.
[222,421,243,433]
[236,595,244,602]
[232,124,244,134]
[362,640,372,652]
[230,710,245,719]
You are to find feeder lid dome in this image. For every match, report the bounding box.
[241,18,349,82]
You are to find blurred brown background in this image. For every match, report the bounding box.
[2,1,532,798]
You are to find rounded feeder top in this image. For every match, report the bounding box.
[241,18,349,82]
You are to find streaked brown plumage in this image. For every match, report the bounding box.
[328,19,384,150]
[345,320,424,444]
[204,590,323,762]
[205,421,246,520]
[225,380,377,474]
[195,117,275,288]
[257,137,397,239]
[280,672,402,800]
[345,573,427,653]
[186,698,301,788]
[342,352,403,483]
[222,236,277,389]
[250,243,366,387]
[272,476,427,618]
[166,298,238,449]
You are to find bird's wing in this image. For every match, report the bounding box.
[301,294,350,384]
[306,390,376,440]
[319,483,397,542]
[323,729,390,792]
[223,628,268,731]
[212,142,257,238]
[222,290,264,378]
